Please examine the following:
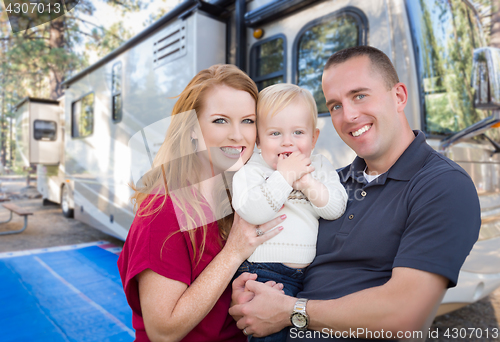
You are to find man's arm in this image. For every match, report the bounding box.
[308,267,447,334]
[230,267,447,337]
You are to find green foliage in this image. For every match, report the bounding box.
[0,0,150,165]
[415,0,490,135]
[297,15,359,114]
[142,0,181,26]
[85,20,134,57]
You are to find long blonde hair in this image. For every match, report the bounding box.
[130,64,258,262]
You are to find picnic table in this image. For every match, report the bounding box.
[0,201,34,235]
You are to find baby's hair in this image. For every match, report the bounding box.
[257,83,318,129]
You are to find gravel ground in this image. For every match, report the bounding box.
[0,178,124,253]
[0,177,499,341]
[429,293,500,341]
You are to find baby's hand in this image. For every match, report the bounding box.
[293,172,315,192]
[277,151,314,186]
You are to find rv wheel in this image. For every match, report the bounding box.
[61,185,74,218]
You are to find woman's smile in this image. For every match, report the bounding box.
[196,84,257,172]
[220,146,246,159]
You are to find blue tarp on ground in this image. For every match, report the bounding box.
[0,242,134,342]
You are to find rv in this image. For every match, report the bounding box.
[15,0,500,315]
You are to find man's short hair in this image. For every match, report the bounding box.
[257,83,317,129]
[324,46,399,90]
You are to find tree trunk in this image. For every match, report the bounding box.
[49,17,65,100]
[491,0,500,48]
[1,72,5,167]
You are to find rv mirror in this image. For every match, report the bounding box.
[439,112,500,151]
[471,47,500,110]
[441,47,500,151]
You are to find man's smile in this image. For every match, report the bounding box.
[350,124,372,137]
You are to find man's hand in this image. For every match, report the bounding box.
[231,273,285,322]
[229,280,296,337]
[231,272,258,307]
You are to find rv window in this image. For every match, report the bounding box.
[296,12,363,114]
[34,120,57,141]
[250,35,286,90]
[407,0,492,137]
[112,62,123,123]
[72,93,94,138]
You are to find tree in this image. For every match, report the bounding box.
[143,0,182,26]
[0,0,148,165]
[491,0,500,47]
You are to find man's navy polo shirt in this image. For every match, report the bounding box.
[290,131,480,341]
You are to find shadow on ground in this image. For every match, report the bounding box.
[0,177,124,253]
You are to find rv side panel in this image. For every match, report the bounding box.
[63,11,227,240]
[14,102,30,167]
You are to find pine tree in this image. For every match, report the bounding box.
[0,0,148,166]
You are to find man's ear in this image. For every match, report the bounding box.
[311,128,320,149]
[394,82,408,112]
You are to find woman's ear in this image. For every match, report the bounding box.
[256,135,261,149]
[191,130,198,140]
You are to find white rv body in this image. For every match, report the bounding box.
[24,0,500,313]
[14,98,62,166]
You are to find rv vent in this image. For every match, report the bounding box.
[153,23,187,69]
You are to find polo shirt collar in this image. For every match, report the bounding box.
[340,130,432,183]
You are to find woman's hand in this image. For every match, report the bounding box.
[224,213,286,263]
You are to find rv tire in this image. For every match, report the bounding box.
[61,185,74,218]
[43,198,59,206]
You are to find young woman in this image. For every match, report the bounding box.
[118,64,285,341]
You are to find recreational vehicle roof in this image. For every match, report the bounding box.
[60,0,235,88]
[60,0,328,88]
[244,0,318,27]
[13,97,59,112]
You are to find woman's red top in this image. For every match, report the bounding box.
[117,196,245,341]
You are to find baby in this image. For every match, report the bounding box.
[232,83,348,341]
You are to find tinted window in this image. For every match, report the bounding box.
[251,36,286,90]
[407,0,490,136]
[72,93,94,138]
[34,120,57,141]
[112,62,123,122]
[296,13,363,114]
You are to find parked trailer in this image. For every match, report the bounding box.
[14,97,62,167]
[15,0,500,316]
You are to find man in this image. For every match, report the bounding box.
[229,46,480,341]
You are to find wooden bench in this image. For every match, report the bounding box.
[0,203,34,235]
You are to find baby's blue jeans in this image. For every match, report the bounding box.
[235,260,307,342]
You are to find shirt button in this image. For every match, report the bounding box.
[361,191,367,197]
[348,214,354,220]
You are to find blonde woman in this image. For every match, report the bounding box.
[118,65,285,342]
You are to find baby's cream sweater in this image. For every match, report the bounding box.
[232,152,348,264]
